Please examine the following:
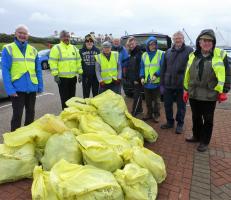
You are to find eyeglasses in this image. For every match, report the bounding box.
[85,40,93,43]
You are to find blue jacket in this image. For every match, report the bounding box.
[1,38,43,95]
[112,45,129,68]
[140,36,164,89]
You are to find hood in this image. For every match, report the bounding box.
[195,29,216,54]
[145,36,158,52]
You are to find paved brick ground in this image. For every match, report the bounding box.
[0,99,231,200]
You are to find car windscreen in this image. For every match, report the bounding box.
[121,36,169,51]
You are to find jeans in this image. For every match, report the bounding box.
[163,88,186,126]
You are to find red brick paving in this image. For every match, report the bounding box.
[0,100,231,200]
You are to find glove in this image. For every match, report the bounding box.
[99,81,105,88]
[141,78,145,85]
[183,91,189,103]
[151,75,157,81]
[218,93,228,103]
[54,75,61,85]
[78,74,82,83]
[160,85,165,95]
[114,79,121,85]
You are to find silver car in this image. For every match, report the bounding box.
[0,52,8,98]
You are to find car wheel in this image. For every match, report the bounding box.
[42,61,49,70]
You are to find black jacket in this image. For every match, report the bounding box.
[79,45,100,76]
[127,45,143,82]
[161,44,193,89]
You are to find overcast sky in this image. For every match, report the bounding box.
[0,0,231,45]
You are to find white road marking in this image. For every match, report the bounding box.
[0,92,55,109]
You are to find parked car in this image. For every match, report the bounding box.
[224,48,231,65]
[0,52,8,99]
[120,33,172,97]
[38,49,50,70]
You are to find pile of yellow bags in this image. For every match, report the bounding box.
[0,90,166,200]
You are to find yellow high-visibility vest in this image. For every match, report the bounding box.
[142,50,163,83]
[4,42,38,84]
[184,48,225,93]
[49,41,82,78]
[95,51,119,84]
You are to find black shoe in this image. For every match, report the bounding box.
[142,116,152,121]
[185,136,199,143]
[175,125,183,134]
[197,143,208,152]
[153,116,160,123]
[160,123,174,129]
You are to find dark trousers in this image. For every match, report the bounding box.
[144,87,161,118]
[82,74,99,98]
[99,82,121,94]
[132,83,143,115]
[163,88,186,126]
[11,92,36,132]
[58,77,77,110]
[189,99,216,145]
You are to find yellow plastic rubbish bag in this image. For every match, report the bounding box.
[0,143,38,184]
[119,127,144,147]
[125,111,158,143]
[3,126,51,147]
[114,163,158,200]
[125,147,166,184]
[50,159,124,200]
[66,97,97,112]
[79,113,117,135]
[76,133,130,172]
[41,132,82,170]
[32,114,69,134]
[88,90,129,132]
[32,166,58,200]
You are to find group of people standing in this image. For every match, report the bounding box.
[1,25,230,152]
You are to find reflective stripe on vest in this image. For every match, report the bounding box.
[184,51,225,93]
[142,50,162,83]
[95,51,118,84]
[50,43,82,78]
[4,42,38,84]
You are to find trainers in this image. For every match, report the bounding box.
[160,123,174,129]
[185,136,199,143]
[197,143,208,152]
[153,116,160,123]
[175,125,183,134]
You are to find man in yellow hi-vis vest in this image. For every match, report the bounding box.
[95,41,122,94]
[140,37,164,123]
[49,30,82,109]
[184,29,228,152]
[1,25,43,131]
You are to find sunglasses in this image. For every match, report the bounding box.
[85,40,93,43]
